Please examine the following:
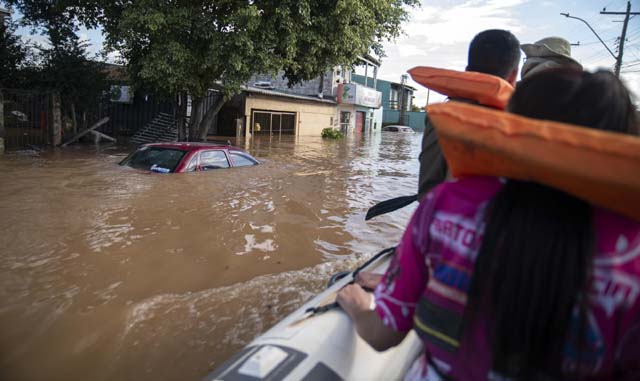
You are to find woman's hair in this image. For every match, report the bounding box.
[465,69,638,379]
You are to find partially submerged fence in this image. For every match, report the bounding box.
[0,88,177,150]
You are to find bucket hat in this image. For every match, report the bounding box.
[521,37,582,67]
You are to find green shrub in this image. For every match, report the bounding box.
[321,128,344,139]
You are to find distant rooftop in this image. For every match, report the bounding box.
[360,54,381,67]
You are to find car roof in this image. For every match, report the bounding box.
[143,142,247,152]
[384,125,411,129]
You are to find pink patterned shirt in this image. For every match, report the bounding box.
[374,176,640,381]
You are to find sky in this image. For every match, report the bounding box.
[8,0,640,107]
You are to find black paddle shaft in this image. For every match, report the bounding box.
[365,194,418,221]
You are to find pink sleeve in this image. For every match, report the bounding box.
[373,193,436,331]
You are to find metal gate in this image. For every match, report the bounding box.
[1,89,51,150]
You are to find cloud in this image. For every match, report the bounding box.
[401,0,527,47]
[377,0,529,106]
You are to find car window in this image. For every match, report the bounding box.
[185,154,199,172]
[122,147,186,173]
[230,151,258,167]
[200,150,230,171]
[389,127,398,132]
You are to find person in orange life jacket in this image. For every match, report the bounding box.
[338,69,640,380]
[417,29,521,200]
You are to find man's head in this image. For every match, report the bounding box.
[466,29,521,85]
[520,37,582,78]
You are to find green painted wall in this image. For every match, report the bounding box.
[352,74,425,131]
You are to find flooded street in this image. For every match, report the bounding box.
[0,133,420,381]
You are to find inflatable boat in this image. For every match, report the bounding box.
[204,247,422,381]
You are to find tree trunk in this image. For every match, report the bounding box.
[197,96,226,141]
[189,96,204,141]
[175,92,187,141]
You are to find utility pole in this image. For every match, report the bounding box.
[561,1,638,77]
[601,1,638,77]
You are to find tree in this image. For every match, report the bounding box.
[8,0,419,140]
[2,1,108,132]
[34,32,108,132]
[0,19,30,88]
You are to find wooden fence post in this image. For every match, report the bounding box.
[0,90,4,154]
[51,92,62,146]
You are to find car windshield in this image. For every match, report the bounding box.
[120,147,186,173]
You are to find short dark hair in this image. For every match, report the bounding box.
[466,29,521,79]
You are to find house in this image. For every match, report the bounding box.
[212,86,338,138]
[351,74,426,131]
[232,55,383,137]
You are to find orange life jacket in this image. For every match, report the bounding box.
[427,102,640,221]
[408,66,514,110]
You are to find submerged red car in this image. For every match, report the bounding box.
[119,142,260,173]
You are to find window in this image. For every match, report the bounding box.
[121,147,186,173]
[230,151,259,167]
[252,111,296,135]
[340,111,351,130]
[390,89,399,109]
[199,150,229,171]
[185,154,198,172]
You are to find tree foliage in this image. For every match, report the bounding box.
[0,20,29,87]
[93,0,418,96]
[34,33,108,121]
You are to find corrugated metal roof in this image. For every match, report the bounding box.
[243,86,337,104]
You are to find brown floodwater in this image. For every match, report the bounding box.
[0,133,420,381]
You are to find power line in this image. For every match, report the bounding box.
[600,1,639,76]
[621,61,640,68]
[575,37,619,46]
[581,48,616,63]
[625,29,640,41]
